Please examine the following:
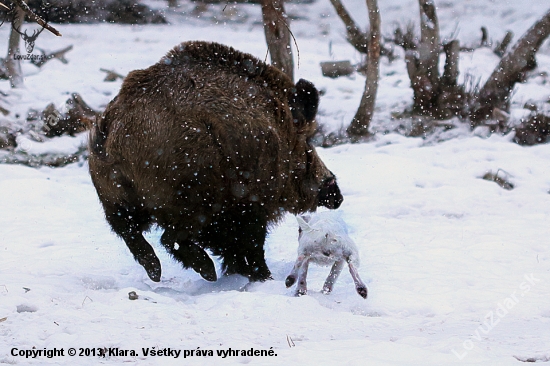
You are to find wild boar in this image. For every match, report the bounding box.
[88,41,343,283]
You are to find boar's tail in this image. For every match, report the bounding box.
[88,111,110,161]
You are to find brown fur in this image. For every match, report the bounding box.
[88,41,343,283]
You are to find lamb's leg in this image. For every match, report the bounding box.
[347,261,368,299]
[322,260,345,294]
[295,257,310,296]
[285,255,307,288]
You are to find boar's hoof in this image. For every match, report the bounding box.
[285,275,297,288]
[248,273,273,282]
[196,265,217,282]
[180,244,217,282]
[356,285,368,299]
[139,254,162,282]
[247,267,272,283]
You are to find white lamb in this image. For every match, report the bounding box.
[285,211,367,299]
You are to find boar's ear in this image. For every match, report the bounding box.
[289,79,319,131]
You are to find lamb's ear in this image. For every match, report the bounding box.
[289,79,319,133]
[296,215,313,232]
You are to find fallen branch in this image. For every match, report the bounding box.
[31,45,73,68]
[482,170,514,190]
[320,60,354,78]
[100,68,125,82]
[43,93,97,137]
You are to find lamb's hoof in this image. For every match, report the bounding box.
[140,254,162,282]
[321,287,332,295]
[296,288,307,297]
[356,286,368,299]
[285,275,296,288]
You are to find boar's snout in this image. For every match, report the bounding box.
[318,176,343,209]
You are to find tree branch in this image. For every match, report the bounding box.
[473,8,550,123]
[9,0,62,36]
[329,0,369,53]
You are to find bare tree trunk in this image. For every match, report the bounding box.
[5,5,25,88]
[418,0,440,86]
[472,9,550,123]
[390,0,466,119]
[442,40,459,86]
[406,0,440,114]
[347,0,380,137]
[261,0,293,81]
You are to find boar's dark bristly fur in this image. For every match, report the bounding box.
[88,41,343,283]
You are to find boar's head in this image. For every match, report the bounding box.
[287,79,343,213]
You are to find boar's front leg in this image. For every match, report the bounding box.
[104,203,161,282]
[236,203,272,282]
[160,227,217,282]
[205,203,271,282]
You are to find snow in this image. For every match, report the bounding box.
[15,134,87,155]
[1,0,550,365]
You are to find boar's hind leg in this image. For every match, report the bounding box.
[160,228,217,282]
[207,204,271,282]
[104,203,161,282]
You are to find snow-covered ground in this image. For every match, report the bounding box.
[1,0,550,365]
